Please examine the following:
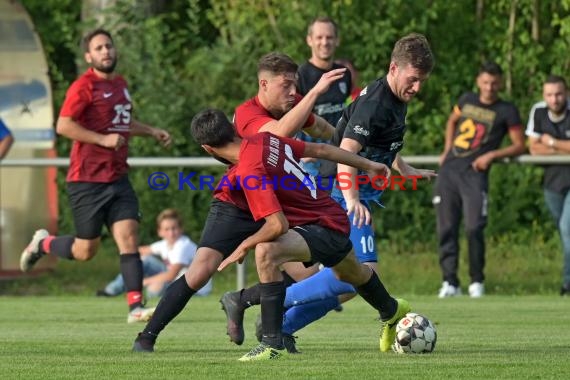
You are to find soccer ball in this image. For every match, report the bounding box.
[392,312,437,354]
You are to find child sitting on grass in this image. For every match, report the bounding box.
[97,209,212,298]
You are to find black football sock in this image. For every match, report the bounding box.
[140,276,196,341]
[240,283,261,308]
[356,270,397,321]
[281,270,297,287]
[259,281,286,349]
[46,236,75,259]
[121,253,144,310]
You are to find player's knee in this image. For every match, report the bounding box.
[72,242,99,261]
[255,242,279,268]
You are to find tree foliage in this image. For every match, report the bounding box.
[20,0,569,243]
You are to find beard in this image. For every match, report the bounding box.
[92,57,117,74]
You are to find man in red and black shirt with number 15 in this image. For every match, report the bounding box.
[20,28,171,324]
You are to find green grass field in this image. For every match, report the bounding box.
[0,295,567,379]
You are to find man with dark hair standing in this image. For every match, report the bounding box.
[527,75,570,296]
[19,28,171,323]
[133,108,409,360]
[434,62,525,298]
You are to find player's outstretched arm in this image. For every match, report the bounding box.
[258,68,346,138]
[393,153,437,179]
[303,115,335,140]
[304,139,387,228]
[303,140,389,178]
[218,211,289,272]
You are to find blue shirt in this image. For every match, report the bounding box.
[0,118,12,140]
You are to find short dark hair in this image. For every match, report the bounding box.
[190,109,236,147]
[544,74,567,88]
[391,33,434,74]
[82,28,113,52]
[307,16,338,37]
[257,52,298,76]
[479,61,503,76]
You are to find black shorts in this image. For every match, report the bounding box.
[67,176,140,239]
[292,224,353,268]
[199,199,265,258]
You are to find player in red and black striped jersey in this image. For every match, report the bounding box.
[19,28,171,323]
[232,52,347,302]
[133,109,410,360]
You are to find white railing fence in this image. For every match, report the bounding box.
[2,154,570,289]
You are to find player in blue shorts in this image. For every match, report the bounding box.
[221,33,436,352]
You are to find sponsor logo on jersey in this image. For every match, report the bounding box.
[353,125,370,136]
[390,141,403,151]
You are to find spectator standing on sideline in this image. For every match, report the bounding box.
[97,208,212,298]
[527,75,570,296]
[0,117,14,159]
[19,28,171,323]
[434,62,525,298]
[296,16,352,179]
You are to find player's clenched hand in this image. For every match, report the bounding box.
[218,247,248,271]
[153,128,172,148]
[311,68,347,96]
[345,198,371,229]
[100,133,126,150]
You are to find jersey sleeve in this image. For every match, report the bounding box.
[455,92,471,113]
[59,79,92,119]
[234,102,275,137]
[341,100,377,148]
[525,101,545,137]
[297,67,309,96]
[505,103,523,130]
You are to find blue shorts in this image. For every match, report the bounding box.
[334,198,378,263]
